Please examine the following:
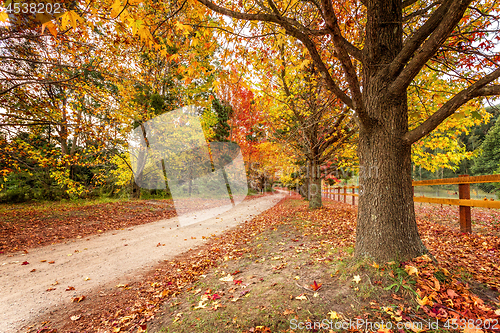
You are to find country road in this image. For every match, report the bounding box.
[0,193,285,333]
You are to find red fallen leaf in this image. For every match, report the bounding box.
[48,261,55,264]
[204,289,212,294]
[234,280,243,285]
[66,286,75,291]
[210,294,221,300]
[30,269,36,272]
[21,261,29,265]
[232,270,241,275]
[310,280,322,291]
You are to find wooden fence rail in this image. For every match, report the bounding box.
[322,174,500,233]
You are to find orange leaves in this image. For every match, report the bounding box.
[310,280,322,291]
[72,295,86,303]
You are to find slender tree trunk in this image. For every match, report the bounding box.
[131,175,141,199]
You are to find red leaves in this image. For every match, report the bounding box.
[310,280,322,291]
[209,293,221,300]
[234,280,243,285]
[66,286,75,291]
[21,261,29,265]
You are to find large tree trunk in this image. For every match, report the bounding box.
[308,160,322,209]
[354,0,428,262]
[355,100,427,262]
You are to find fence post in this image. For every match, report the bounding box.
[343,187,346,203]
[352,187,355,205]
[458,175,472,233]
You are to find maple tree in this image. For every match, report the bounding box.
[260,41,356,208]
[195,0,500,261]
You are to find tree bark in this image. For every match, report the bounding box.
[354,0,427,262]
[355,101,427,261]
[130,175,141,199]
[308,160,322,209]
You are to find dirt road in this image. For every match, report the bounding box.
[0,193,285,333]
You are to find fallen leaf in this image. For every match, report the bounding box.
[70,315,81,321]
[328,310,339,319]
[416,296,433,307]
[405,265,419,276]
[295,294,307,301]
[219,274,234,282]
[310,280,322,291]
[48,261,55,264]
[283,309,295,315]
[353,275,361,284]
[21,261,29,265]
[194,300,207,309]
[447,289,459,299]
[72,296,86,303]
[66,286,75,291]
[210,294,221,300]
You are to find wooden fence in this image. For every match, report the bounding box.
[322,174,500,233]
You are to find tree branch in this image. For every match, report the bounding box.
[196,0,355,111]
[388,0,472,96]
[382,0,453,79]
[320,0,365,115]
[403,68,500,144]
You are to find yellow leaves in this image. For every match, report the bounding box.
[42,21,58,37]
[405,265,419,277]
[110,0,122,17]
[416,295,433,307]
[328,310,340,319]
[60,10,83,30]
[0,11,9,23]
[174,21,193,35]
